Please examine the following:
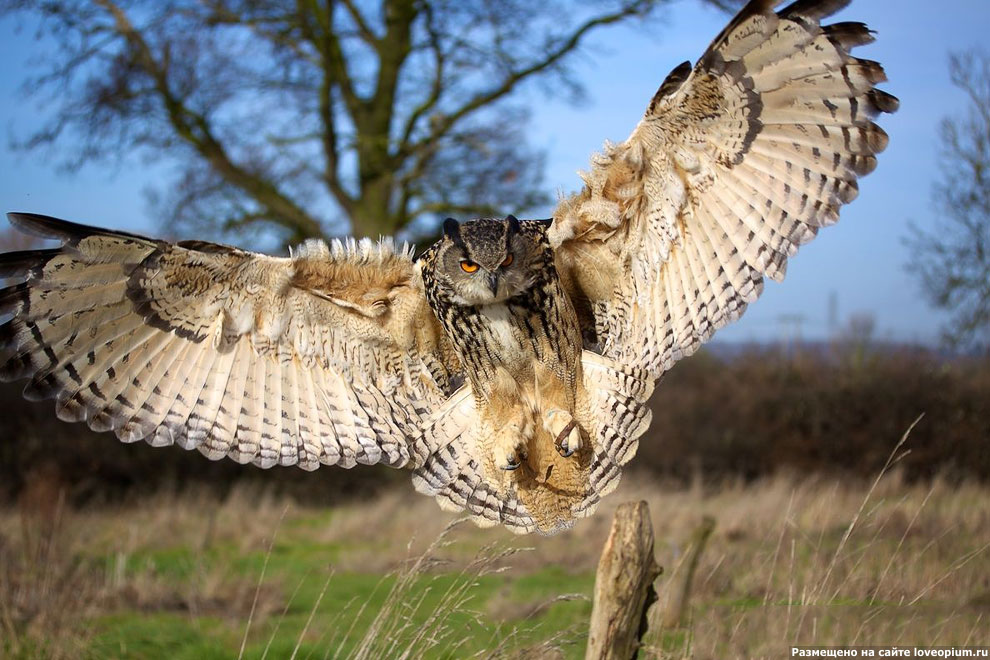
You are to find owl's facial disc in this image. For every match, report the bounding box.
[440,216,532,306]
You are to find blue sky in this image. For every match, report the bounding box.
[1,0,988,345]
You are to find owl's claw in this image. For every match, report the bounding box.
[491,415,532,472]
[554,419,578,457]
[499,445,527,471]
[545,409,581,458]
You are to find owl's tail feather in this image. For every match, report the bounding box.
[410,386,542,534]
[410,353,659,535]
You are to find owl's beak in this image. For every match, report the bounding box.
[487,272,499,296]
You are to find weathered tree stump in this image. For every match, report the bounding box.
[586,501,662,660]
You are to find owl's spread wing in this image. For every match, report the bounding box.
[551,0,897,379]
[0,212,462,470]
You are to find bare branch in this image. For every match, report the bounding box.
[318,63,354,214]
[395,0,445,155]
[90,0,326,241]
[297,0,362,119]
[340,0,380,44]
[398,0,652,162]
[5,0,720,242]
[907,49,990,350]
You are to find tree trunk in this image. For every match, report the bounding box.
[586,501,662,660]
[350,176,399,238]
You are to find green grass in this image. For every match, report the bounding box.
[2,473,989,658]
[78,517,595,659]
[84,568,580,660]
[91,614,234,660]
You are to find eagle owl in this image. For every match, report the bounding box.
[0,0,897,534]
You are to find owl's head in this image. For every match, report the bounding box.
[433,215,539,306]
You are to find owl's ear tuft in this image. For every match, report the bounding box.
[443,218,467,250]
[443,218,460,241]
[505,214,521,234]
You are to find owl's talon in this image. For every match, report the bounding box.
[501,457,522,471]
[554,419,578,457]
[545,409,581,457]
[500,445,527,470]
[493,428,528,472]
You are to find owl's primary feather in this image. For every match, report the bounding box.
[551,0,898,381]
[0,213,461,471]
[0,0,895,535]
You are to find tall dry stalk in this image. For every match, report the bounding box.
[0,488,95,659]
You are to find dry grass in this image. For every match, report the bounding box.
[638,472,990,658]
[1,466,988,658]
[0,484,283,658]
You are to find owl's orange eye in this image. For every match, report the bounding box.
[501,254,514,268]
[460,260,479,273]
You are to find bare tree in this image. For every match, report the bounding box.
[1,0,734,245]
[907,50,990,350]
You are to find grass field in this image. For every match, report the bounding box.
[2,464,988,659]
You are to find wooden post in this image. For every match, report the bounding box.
[662,515,715,628]
[586,501,662,660]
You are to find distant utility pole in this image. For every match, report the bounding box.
[827,291,839,337]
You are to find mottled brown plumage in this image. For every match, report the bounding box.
[0,0,896,534]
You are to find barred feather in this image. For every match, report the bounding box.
[552,0,896,381]
[0,212,455,475]
[0,0,896,537]
[549,0,896,521]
